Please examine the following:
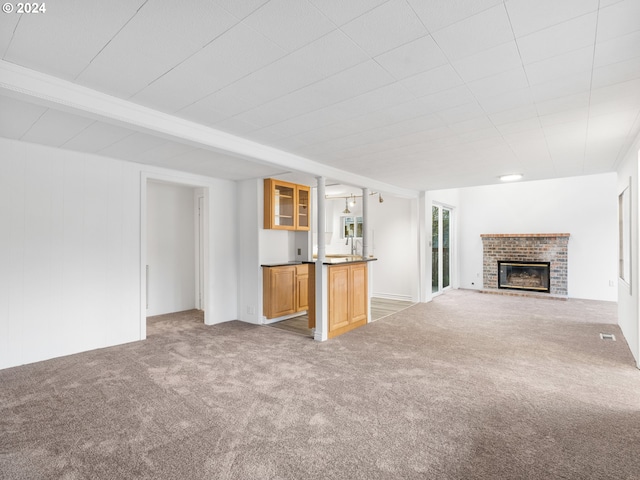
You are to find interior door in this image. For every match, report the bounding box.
[432,205,451,295]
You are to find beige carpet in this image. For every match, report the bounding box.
[1,290,639,479]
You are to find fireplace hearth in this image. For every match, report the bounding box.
[498,261,550,293]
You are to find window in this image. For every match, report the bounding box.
[342,216,363,238]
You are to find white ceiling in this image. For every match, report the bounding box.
[1,0,639,192]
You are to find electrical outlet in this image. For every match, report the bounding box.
[247,306,255,315]
[297,248,301,255]
[609,280,614,287]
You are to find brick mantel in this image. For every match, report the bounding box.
[481,233,570,296]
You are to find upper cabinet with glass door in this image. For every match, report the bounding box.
[296,185,310,230]
[264,178,311,231]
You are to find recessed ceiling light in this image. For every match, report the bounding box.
[499,174,523,182]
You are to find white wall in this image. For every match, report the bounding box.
[368,195,419,301]
[0,138,140,369]
[456,173,618,301]
[616,135,640,368]
[259,229,296,264]
[237,179,261,324]
[146,181,196,316]
[0,138,239,369]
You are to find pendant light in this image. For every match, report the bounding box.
[343,197,351,214]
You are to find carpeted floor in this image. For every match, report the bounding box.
[1,290,639,479]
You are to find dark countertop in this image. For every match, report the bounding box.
[319,256,377,265]
[260,261,303,267]
[261,257,377,267]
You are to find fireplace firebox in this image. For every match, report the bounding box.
[498,261,550,293]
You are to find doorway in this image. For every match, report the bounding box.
[142,178,208,341]
[146,181,202,317]
[432,204,452,295]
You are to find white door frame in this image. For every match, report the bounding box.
[196,194,205,311]
[140,171,210,340]
[432,203,453,297]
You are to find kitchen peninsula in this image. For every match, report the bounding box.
[261,256,376,339]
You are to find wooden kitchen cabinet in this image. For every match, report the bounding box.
[263,264,309,319]
[263,266,295,318]
[296,185,310,230]
[349,263,368,325]
[264,178,310,231]
[296,264,309,311]
[328,262,368,339]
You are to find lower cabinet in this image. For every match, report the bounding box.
[296,266,309,311]
[328,262,368,339]
[263,264,309,319]
[271,261,367,337]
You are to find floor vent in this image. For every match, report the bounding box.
[600,333,616,341]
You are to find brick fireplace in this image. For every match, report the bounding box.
[481,234,570,296]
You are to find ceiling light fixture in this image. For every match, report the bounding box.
[326,191,383,206]
[499,174,523,182]
[343,198,351,214]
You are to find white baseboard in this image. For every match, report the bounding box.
[371,293,415,302]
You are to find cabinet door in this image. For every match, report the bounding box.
[264,179,295,230]
[328,265,350,332]
[327,263,368,338]
[296,264,309,311]
[265,267,296,318]
[350,263,368,324]
[296,185,310,230]
[296,274,309,311]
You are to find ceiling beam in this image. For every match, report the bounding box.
[0,60,418,198]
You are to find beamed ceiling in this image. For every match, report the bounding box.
[1,0,639,195]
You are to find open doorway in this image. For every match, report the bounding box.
[145,179,205,327]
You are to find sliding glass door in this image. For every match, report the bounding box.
[432,205,451,294]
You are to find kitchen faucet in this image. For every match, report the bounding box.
[345,234,359,255]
